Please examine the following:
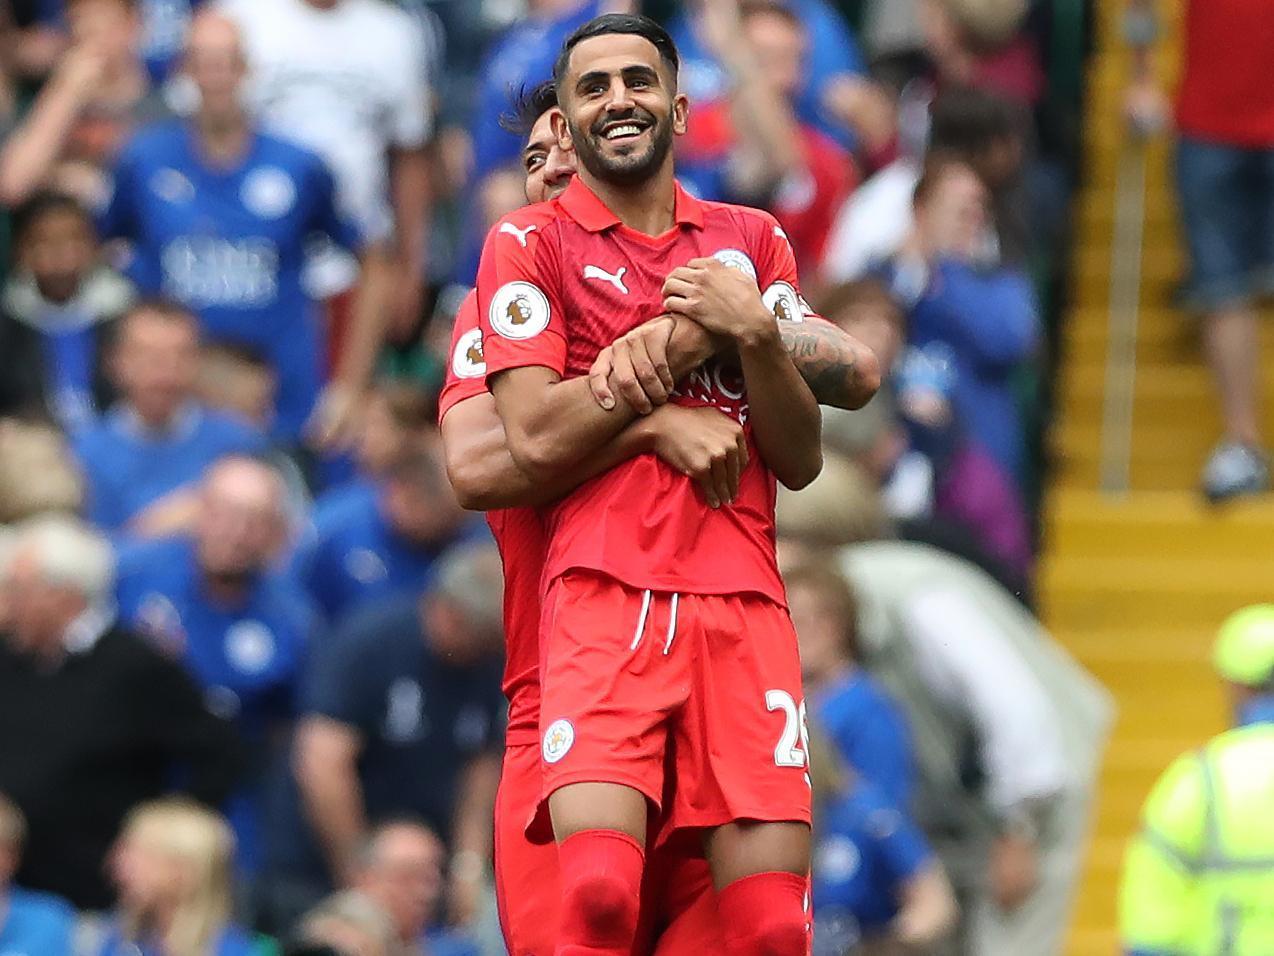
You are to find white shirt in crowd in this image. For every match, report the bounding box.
[219,0,434,244]
[819,158,920,286]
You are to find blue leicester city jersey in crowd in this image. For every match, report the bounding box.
[815,671,917,812]
[811,777,933,953]
[115,534,316,873]
[74,403,267,532]
[100,122,363,440]
[293,481,481,625]
[0,887,76,955]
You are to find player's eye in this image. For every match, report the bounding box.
[525,154,546,173]
[630,78,649,89]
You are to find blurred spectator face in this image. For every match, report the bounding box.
[914,160,989,260]
[557,32,686,187]
[421,544,504,666]
[183,13,248,122]
[66,0,139,66]
[113,306,201,428]
[788,578,854,682]
[197,344,277,428]
[357,824,445,943]
[823,282,907,373]
[109,824,185,919]
[5,550,88,657]
[381,445,466,545]
[17,202,97,304]
[194,458,287,581]
[523,108,576,204]
[742,8,807,101]
[356,386,433,479]
[298,918,388,956]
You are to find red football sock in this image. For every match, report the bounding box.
[718,871,809,956]
[555,829,645,955]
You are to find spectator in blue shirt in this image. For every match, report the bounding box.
[808,728,956,955]
[293,441,475,626]
[878,154,1040,486]
[99,11,390,447]
[0,191,134,430]
[115,455,316,875]
[98,798,272,956]
[265,543,505,932]
[0,793,76,956]
[74,300,268,536]
[786,561,916,810]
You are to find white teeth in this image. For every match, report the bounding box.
[605,124,643,140]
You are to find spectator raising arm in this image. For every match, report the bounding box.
[388,144,432,339]
[894,861,960,948]
[0,44,103,205]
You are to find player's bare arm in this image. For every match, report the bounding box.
[488,324,716,484]
[443,396,746,510]
[591,313,881,412]
[663,257,822,489]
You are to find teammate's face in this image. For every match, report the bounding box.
[523,108,576,204]
[555,33,687,187]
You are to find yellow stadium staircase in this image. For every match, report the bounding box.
[1042,1,1274,951]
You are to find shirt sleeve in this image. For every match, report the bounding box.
[438,291,489,423]
[475,213,568,381]
[903,586,1070,812]
[301,624,380,732]
[745,208,813,330]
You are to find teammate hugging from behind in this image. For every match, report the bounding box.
[442,19,881,953]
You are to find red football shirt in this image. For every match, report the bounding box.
[438,292,544,747]
[678,99,857,275]
[1178,0,1274,146]
[476,177,809,606]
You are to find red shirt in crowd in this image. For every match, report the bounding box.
[1177,0,1274,146]
[438,292,545,747]
[678,99,856,277]
[476,177,810,606]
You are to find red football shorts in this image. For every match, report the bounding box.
[535,571,812,837]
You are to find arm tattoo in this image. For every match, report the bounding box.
[779,320,879,410]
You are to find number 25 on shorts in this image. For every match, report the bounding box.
[766,689,810,769]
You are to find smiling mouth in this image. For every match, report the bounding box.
[599,120,651,144]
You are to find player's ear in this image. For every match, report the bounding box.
[550,107,573,151]
[672,93,689,137]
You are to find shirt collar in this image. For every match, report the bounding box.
[557,176,705,233]
[115,401,202,441]
[1238,695,1274,728]
[63,601,116,656]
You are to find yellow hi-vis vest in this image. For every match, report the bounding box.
[1119,723,1274,954]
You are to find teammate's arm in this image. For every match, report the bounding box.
[780,317,881,410]
[489,320,715,484]
[663,258,823,489]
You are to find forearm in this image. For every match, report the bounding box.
[390,146,431,275]
[895,863,958,946]
[495,325,711,481]
[444,399,656,510]
[737,326,822,489]
[334,245,393,389]
[294,742,367,881]
[781,318,881,410]
[451,754,500,868]
[0,81,81,204]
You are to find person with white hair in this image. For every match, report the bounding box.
[0,514,240,911]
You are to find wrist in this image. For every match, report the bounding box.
[735,304,782,353]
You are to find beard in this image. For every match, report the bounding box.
[570,107,673,187]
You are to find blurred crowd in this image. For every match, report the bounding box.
[0,1,1107,954]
